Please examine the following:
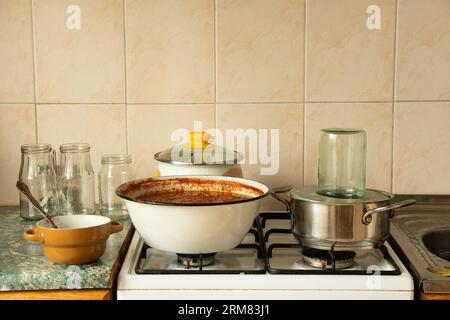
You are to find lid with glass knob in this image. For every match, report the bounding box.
[291,186,391,204]
[154,131,242,165]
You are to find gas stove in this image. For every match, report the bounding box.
[117,211,414,299]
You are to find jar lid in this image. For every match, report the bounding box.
[21,143,52,154]
[154,131,242,165]
[60,143,90,153]
[290,186,392,204]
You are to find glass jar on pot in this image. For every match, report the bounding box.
[317,128,367,199]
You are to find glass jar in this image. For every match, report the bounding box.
[58,143,95,214]
[317,128,367,199]
[99,154,134,217]
[19,144,59,220]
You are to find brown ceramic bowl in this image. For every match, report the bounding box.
[23,215,123,265]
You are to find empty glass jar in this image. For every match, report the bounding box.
[317,128,367,199]
[99,154,134,217]
[58,143,96,214]
[19,144,59,220]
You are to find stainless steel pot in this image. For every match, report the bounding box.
[271,186,416,250]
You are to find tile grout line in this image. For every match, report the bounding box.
[391,0,399,194]
[1,99,450,106]
[31,0,38,143]
[123,0,129,154]
[30,102,218,105]
[214,0,218,131]
[390,99,450,103]
[302,0,307,186]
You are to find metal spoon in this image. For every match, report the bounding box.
[16,180,58,228]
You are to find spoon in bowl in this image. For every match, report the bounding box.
[16,180,58,228]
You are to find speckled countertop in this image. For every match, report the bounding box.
[0,206,132,291]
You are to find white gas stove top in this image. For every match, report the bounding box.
[117,212,414,300]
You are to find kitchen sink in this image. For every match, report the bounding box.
[422,229,450,262]
[388,200,450,295]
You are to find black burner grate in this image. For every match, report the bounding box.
[258,211,402,275]
[134,211,402,275]
[135,222,265,274]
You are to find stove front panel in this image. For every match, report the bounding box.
[117,289,414,300]
[117,212,414,299]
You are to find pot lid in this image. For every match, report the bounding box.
[154,131,242,165]
[290,186,392,204]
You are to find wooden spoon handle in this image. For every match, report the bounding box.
[16,180,58,228]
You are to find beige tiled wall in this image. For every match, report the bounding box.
[395,0,450,100]
[0,0,34,103]
[1,0,449,206]
[34,0,126,103]
[216,0,304,103]
[0,104,36,204]
[126,0,214,103]
[306,0,396,102]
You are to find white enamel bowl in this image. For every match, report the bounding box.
[116,176,269,254]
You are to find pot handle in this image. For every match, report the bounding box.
[23,228,42,241]
[110,221,123,234]
[269,185,292,211]
[362,199,416,225]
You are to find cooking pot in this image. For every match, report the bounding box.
[116,176,268,254]
[154,131,243,177]
[23,215,123,264]
[271,186,416,250]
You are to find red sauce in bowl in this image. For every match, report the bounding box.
[137,190,254,204]
[116,177,265,205]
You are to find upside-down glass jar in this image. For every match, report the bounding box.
[317,128,367,199]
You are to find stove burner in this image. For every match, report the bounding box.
[177,253,216,268]
[302,248,356,270]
